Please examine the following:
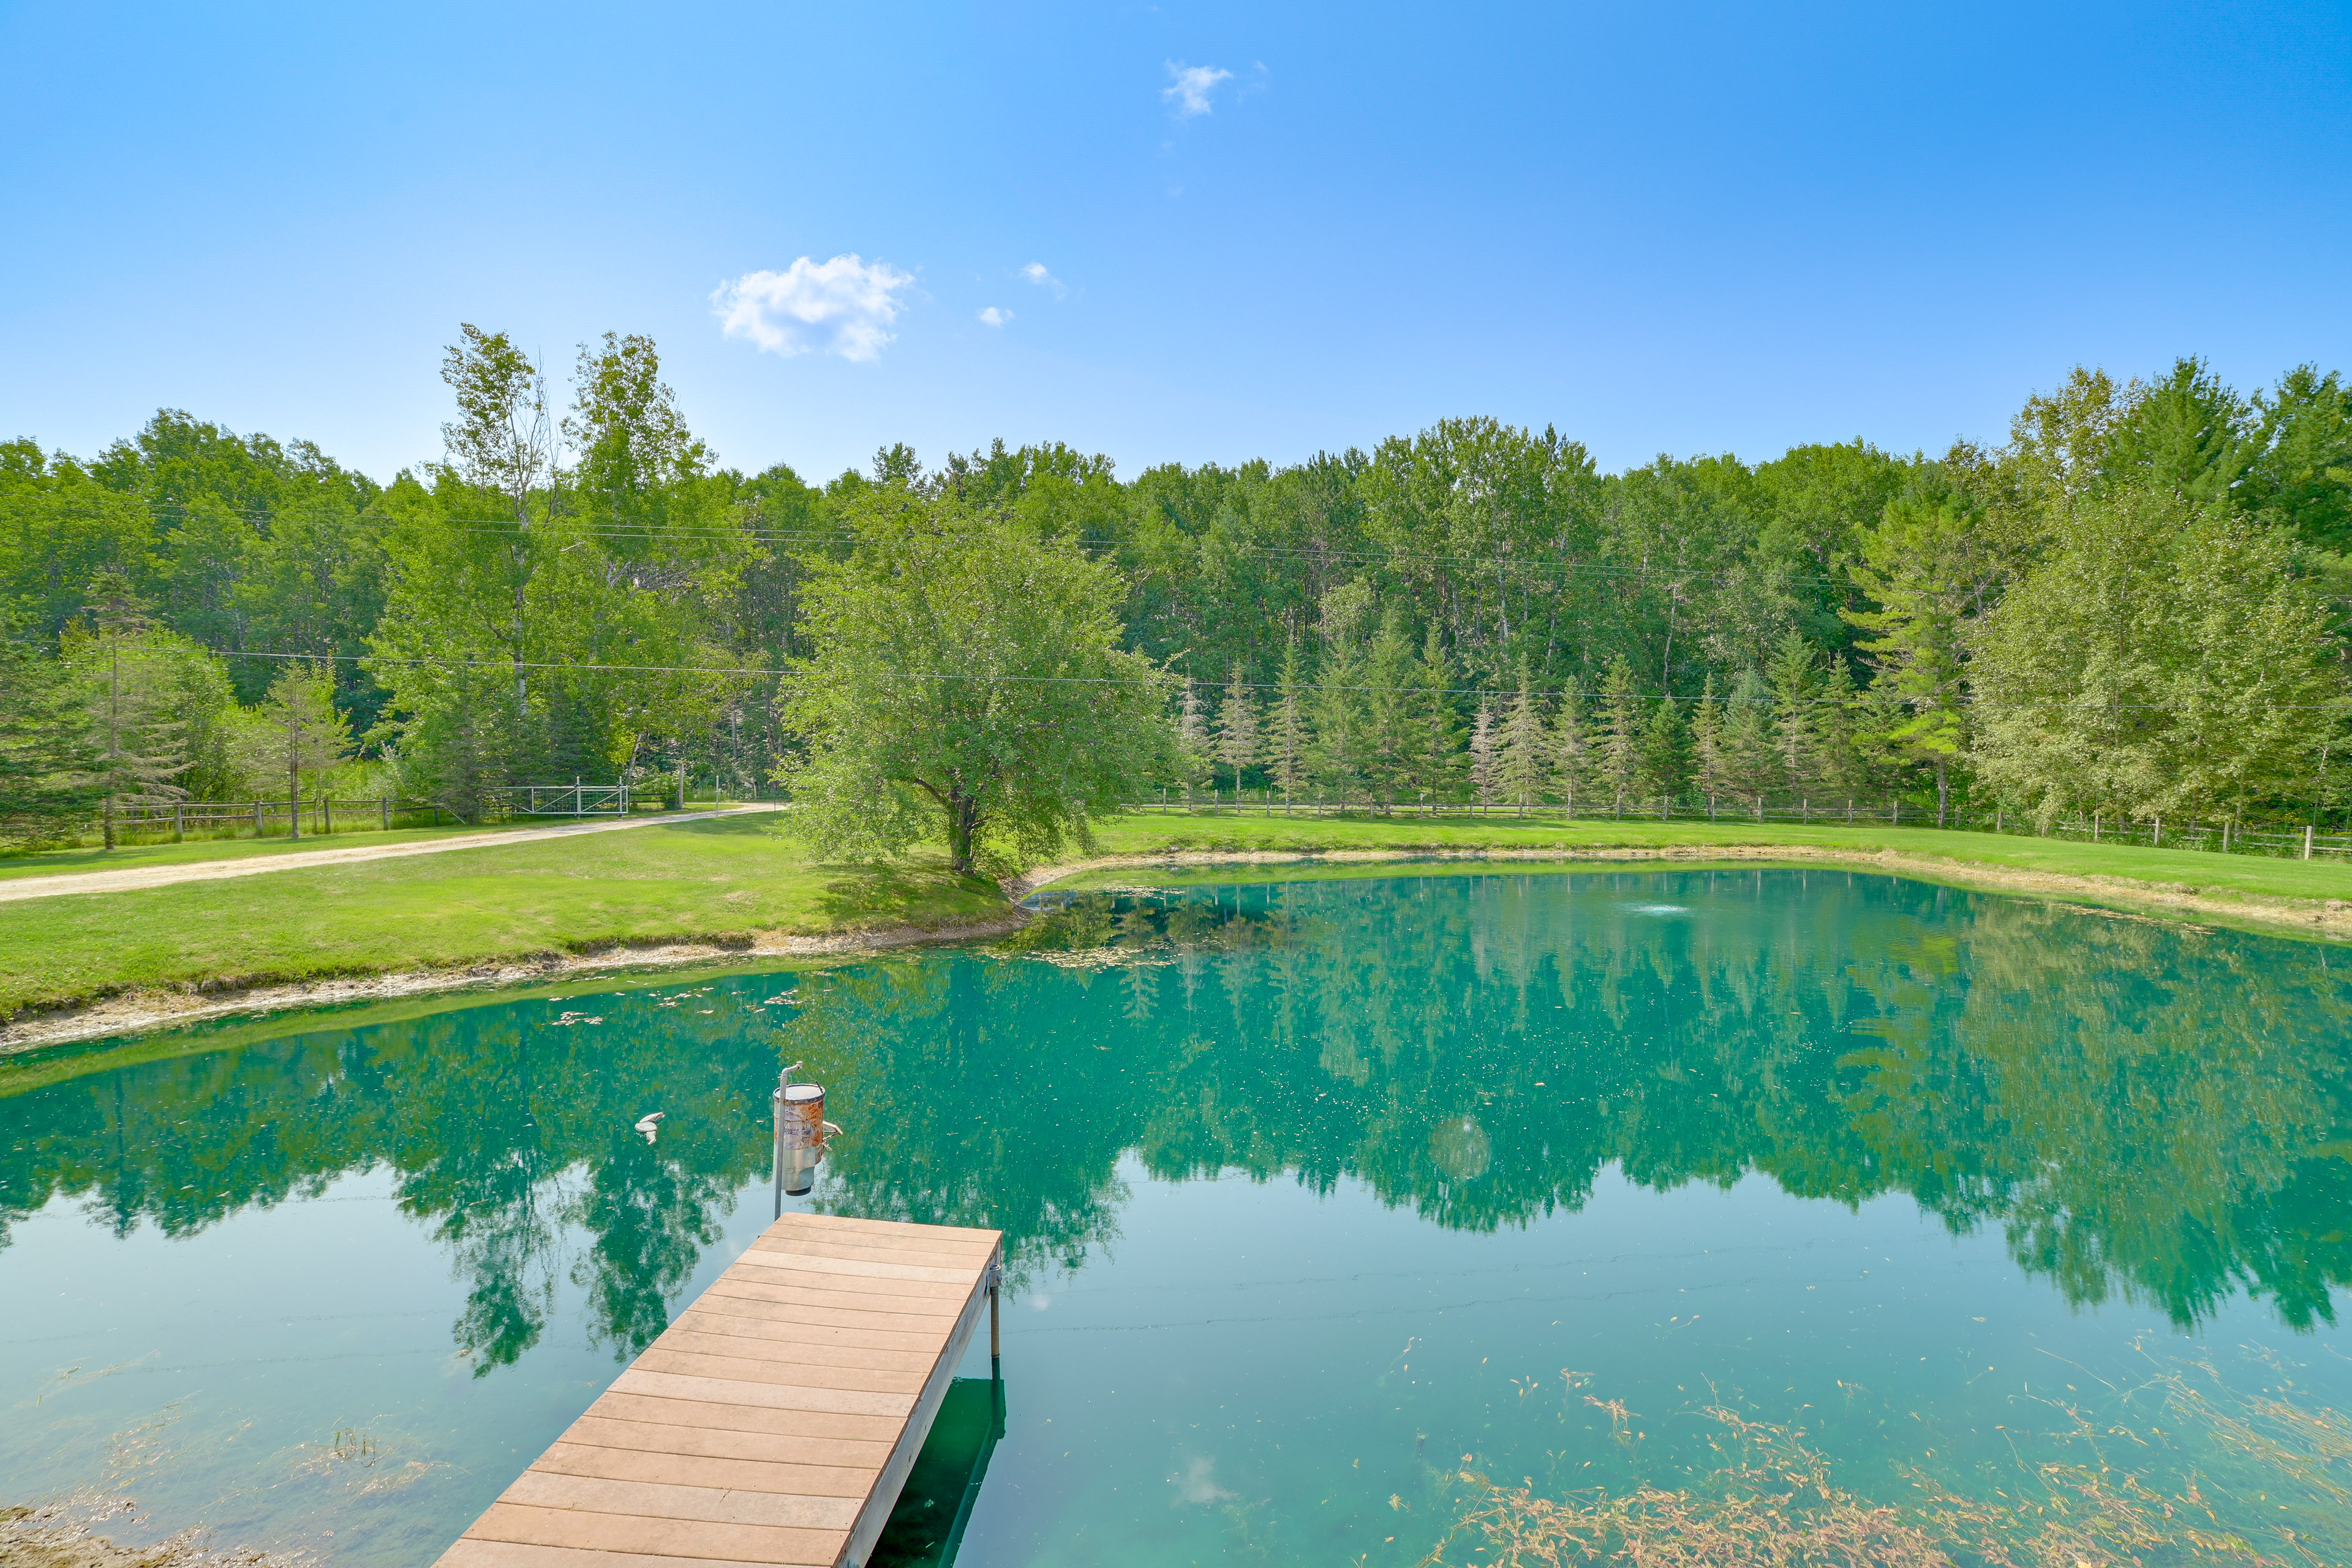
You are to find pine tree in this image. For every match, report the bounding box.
[236,662,354,840]
[1499,658,1548,816]
[1175,677,1211,804]
[1688,677,1732,811]
[1268,635,1310,810]
[1765,631,1825,802]
[1213,662,1261,802]
[1721,669,1779,815]
[1810,660,1872,811]
[1634,692,1688,810]
[1412,625,1464,815]
[76,572,189,849]
[1468,700,1499,814]
[1844,496,1991,826]
[1594,654,1643,816]
[1362,606,1419,813]
[1310,589,1373,807]
[0,630,100,846]
[1550,684,1591,816]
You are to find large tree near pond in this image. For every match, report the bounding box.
[780,488,1173,874]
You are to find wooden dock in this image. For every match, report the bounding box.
[435,1212,1004,1568]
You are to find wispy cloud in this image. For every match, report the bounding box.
[711,254,914,361]
[1163,61,1233,117]
[1020,261,1066,299]
[977,306,1012,326]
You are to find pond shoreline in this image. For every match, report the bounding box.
[7,845,2345,1055]
[0,913,1027,1055]
[1020,842,2352,938]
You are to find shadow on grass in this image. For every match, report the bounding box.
[812,855,1005,929]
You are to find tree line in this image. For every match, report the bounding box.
[4,334,2349,853]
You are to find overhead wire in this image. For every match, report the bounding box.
[6,496,1856,587]
[201,646,2352,712]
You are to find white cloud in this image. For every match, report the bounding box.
[1163,61,1232,117]
[1019,261,1066,298]
[711,254,914,361]
[978,306,1012,326]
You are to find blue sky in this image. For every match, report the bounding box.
[3,1,2346,485]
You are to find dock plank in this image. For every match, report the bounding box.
[436,1213,1001,1568]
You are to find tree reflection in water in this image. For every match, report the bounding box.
[3,868,2348,1376]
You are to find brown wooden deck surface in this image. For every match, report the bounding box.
[435,1212,1003,1568]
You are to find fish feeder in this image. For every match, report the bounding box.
[772,1061,843,1210]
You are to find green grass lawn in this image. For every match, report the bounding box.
[1078,809,2352,905]
[0,820,573,880]
[0,815,1000,1019]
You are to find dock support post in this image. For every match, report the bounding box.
[988,1263,1001,1370]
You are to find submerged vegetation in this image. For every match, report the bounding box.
[1419,1361,2352,1566]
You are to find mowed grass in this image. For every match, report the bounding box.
[0,818,568,880]
[0,815,1000,1017]
[1080,809,2352,905]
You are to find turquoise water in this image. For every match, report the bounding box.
[3,868,2350,1564]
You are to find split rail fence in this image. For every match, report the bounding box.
[1132,791,2352,862]
[106,782,641,845]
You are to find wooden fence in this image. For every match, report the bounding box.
[1133,791,2352,862]
[108,783,639,843]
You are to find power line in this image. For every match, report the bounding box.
[6,496,1852,588]
[203,646,2352,712]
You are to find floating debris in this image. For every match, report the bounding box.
[551,1011,604,1026]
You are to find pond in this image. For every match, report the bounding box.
[4,867,2351,1566]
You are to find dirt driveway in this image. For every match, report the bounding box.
[0,805,786,903]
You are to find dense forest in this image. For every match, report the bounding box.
[4,328,2350,849]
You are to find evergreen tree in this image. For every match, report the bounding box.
[1268,635,1310,809]
[1174,676,1212,803]
[1362,606,1419,812]
[1213,662,1261,801]
[235,662,353,840]
[1594,655,1644,815]
[1412,625,1464,814]
[1845,495,1991,825]
[1634,692,1688,810]
[1467,700,1499,814]
[0,626,100,846]
[1689,677,1731,809]
[1550,685,1591,816]
[1765,631,1825,801]
[1498,658,1548,816]
[72,572,189,848]
[1309,584,1373,806]
[1721,669,1779,815]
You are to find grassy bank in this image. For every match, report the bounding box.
[9,805,2351,1035]
[0,815,998,1020]
[1078,809,2352,905]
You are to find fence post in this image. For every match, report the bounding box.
[252,801,262,835]
[2305,824,2315,861]
[1891,797,1900,826]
